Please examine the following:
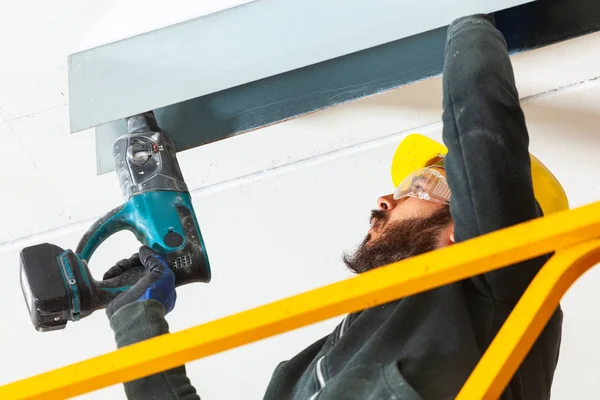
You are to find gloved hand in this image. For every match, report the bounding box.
[104,246,177,319]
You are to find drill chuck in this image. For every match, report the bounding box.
[114,117,188,200]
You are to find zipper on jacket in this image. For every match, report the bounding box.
[315,356,326,387]
[308,316,349,400]
[337,315,349,341]
[308,356,326,400]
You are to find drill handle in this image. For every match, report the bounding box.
[92,266,147,309]
[76,204,130,263]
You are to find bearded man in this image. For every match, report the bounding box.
[104,13,564,400]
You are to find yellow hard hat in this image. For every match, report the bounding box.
[390,133,569,216]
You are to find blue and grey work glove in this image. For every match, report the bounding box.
[104,246,177,319]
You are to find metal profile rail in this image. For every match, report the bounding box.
[2,200,600,399]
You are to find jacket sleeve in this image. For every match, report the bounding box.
[441,14,550,303]
[109,300,202,400]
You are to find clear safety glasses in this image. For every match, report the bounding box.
[393,167,451,205]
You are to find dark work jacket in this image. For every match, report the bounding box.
[110,14,563,400]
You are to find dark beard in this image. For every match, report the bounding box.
[343,206,452,273]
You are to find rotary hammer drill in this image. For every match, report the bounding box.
[19,112,211,332]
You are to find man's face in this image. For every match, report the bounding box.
[343,167,454,273]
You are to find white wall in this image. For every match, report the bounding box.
[1,2,600,399]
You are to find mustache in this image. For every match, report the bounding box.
[370,209,387,224]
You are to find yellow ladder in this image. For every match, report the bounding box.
[2,200,600,399]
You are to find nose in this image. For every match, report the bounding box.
[377,194,397,211]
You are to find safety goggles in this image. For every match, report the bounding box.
[392,167,451,205]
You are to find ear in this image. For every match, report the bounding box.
[445,221,455,244]
[439,222,455,247]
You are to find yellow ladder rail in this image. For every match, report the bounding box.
[458,240,600,399]
[1,200,599,399]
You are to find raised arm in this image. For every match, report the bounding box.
[106,247,201,400]
[441,14,550,302]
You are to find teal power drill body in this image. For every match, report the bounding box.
[19,112,211,332]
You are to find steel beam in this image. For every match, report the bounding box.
[69,0,600,173]
[69,0,530,133]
